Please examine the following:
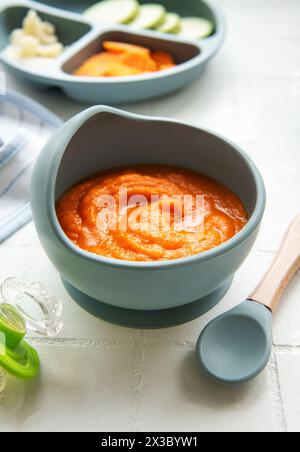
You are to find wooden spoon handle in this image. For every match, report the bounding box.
[249,215,300,313]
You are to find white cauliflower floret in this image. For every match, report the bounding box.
[18,35,39,57]
[23,10,42,36]
[37,42,64,58]
[10,29,25,46]
[9,9,63,58]
[23,10,57,45]
[43,21,55,36]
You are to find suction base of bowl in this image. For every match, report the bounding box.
[62,277,233,329]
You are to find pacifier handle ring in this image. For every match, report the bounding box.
[0,278,63,337]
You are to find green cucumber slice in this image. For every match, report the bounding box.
[157,12,181,34]
[179,17,214,40]
[84,0,139,25]
[129,4,166,30]
[0,340,40,380]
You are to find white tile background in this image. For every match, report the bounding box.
[0,0,300,432]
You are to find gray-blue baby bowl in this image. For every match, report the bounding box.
[30,106,266,328]
[0,0,225,104]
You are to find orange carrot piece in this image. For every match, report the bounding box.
[103,62,142,77]
[73,52,115,76]
[120,52,157,72]
[152,50,175,66]
[103,41,150,56]
[74,60,141,77]
[74,43,177,77]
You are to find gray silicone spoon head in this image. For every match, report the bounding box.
[196,300,273,386]
[197,214,300,386]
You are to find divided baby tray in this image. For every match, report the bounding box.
[0,0,225,104]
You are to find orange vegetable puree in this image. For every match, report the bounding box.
[56,166,248,262]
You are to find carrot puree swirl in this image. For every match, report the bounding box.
[56,166,248,262]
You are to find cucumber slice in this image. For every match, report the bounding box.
[84,0,139,25]
[157,12,181,34]
[179,17,214,40]
[129,4,166,30]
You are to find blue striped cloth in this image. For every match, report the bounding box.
[0,90,62,242]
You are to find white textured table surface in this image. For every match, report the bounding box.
[1,0,300,432]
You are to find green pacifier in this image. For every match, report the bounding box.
[0,278,63,388]
[0,303,40,380]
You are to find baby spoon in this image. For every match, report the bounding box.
[197,214,300,385]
